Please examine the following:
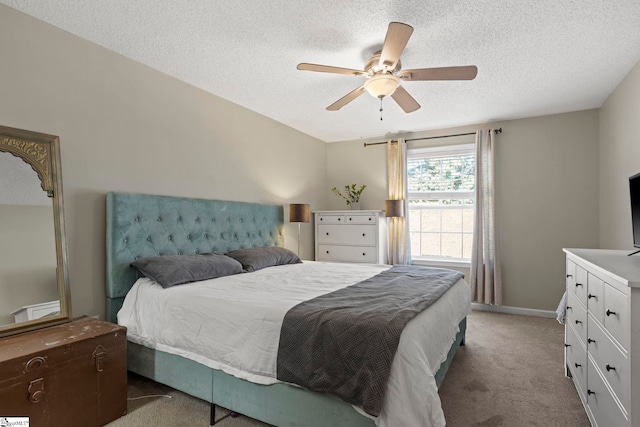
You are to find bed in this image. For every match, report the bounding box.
[105,191,471,427]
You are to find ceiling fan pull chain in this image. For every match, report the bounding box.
[380,97,384,121]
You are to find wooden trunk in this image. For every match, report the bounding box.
[0,317,127,427]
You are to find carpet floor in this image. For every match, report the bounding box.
[106,310,590,426]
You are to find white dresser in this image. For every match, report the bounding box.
[314,210,387,264]
[563,248,640,427]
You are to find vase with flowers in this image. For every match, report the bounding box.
[331,184,367,209]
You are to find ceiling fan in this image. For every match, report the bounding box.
[297,22,477,114]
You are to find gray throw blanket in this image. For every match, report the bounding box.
[276,265,463,416]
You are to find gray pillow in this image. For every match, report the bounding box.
[131,253,244,288]
[225,246,301,272]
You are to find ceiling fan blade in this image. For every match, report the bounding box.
[379,22,414,70]
[391,85,420,113]
[326,85,366,111]
[399,65,478,81]
[297,63,367,76]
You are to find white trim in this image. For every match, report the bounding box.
[471,303,557,318]
[412,258,471,269]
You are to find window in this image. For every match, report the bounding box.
[407,143,475,262]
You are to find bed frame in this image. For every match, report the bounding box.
[105,191,466,426]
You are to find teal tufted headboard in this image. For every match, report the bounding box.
[105,192,284,322]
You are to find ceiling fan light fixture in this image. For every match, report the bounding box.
[364,73,400,98]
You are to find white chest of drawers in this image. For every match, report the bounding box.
[563,248,640,427]
[314,210,387,264]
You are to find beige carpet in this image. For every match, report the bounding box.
[107,310,590,427]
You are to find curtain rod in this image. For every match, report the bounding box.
[363,128,503,147]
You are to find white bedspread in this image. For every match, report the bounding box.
[118,261,471,427]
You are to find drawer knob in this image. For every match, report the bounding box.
[362,253,366,256]
[566,274,573,278]
[566,306,572,310]
[320,218,324,221]
[326,232,329,235]
[326,251,329,254]
[338,218,341,221]
[606,309,616,316]
[588,338,596,344]
[362,233,366,237]
[369,218,372,221]
[575,320,582,325]
[349,217,352,221]
[575,363,582,368]
[587,389,595,396]
[564,343,571,348]
[606,364,616,372]
[575,283,583,288]
[588,293,597,300]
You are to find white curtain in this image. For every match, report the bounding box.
[470,129,502,305]
[387,139,410,265]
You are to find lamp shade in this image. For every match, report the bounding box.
[385,199,405,218]
[364,74,400,98]
[289,204,310,223]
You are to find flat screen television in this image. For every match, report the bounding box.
[630,172,640,254]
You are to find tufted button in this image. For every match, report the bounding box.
[123,238,128,243]
[178,216,182,222]
[168,235,173,241]
[195,217,200,222]
[187,234,191,240]
[226,218,231,222]
[195,250,200,254]
[246,233,250,237]
[134,217,139,222]
[157,217,162,222]
[220,233,225,240]
[233,233,238,238]
[135,255,140,260]
[252,218,256,223]
[239,218,243,222]
[204,233,208,238]
[258,231,262,236]
[211,218,216,222]
[177,251,181,255]
[147,236,152,242]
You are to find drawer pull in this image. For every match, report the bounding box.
[606,364,616,372]
[575,283,583,288]
[575,363,582,368]
[587,389,595,396]
[606,309,616,316]
[564,343,571,347]
[588,338,596,344]
[575,320,582,325]
[588,293,597,300]
[566,274,573,278]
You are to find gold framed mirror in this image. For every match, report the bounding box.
[0,125,71,337]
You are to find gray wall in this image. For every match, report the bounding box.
[0,5,326,320]
[0,205,58,325]
[599,60,640,249]
[327,110,601,311]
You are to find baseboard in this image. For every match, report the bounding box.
[471,303,557,318]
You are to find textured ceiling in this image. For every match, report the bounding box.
[3,1,640,143]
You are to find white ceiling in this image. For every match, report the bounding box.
[3,1,640,143]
